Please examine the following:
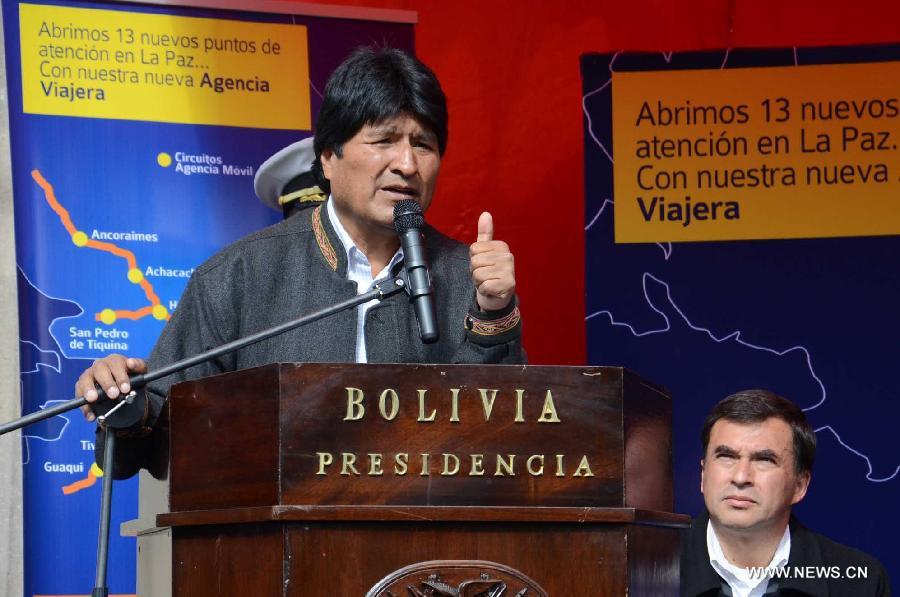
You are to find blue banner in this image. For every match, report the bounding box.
[583,46,899,582]
[3,1,412,594]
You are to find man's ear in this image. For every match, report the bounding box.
[700,459,706,495]
[320,148,335,180]
[791,471,811,505]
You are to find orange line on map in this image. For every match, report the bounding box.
[31,169,169,322]
[84,238,139,270]
[61,470,98,495]
[139,279,161,305]
[95,306,155,322]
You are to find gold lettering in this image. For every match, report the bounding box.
[442,453,460,475]
[555,454,565,477]
[470,454,485,476]
[316,452,333,475]
[344,387,364,421]
[368,453,383,476]
[526,454,544,476]
[572,455,595,477]
[538,389,561,423]
[479,388,499,421]
[319,451,576,478]
[340,452,360,476]
[449,388,460,422]
[417,389,436,422]
[495,454,516,476]
[378,388,399,420]
[394,453,409,475]
[514,389,525,422]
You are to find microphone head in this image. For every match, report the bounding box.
[393,199,425,233]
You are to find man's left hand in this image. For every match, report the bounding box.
[470,211,516,312]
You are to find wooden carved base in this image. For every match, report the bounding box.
[366,560,549,597]
[167,512,685,595]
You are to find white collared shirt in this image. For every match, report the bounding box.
[707,521,791,597]
[326,198,403,363]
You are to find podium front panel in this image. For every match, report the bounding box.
[169,364,672,511]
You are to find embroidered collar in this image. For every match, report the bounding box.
[311,203,339,271]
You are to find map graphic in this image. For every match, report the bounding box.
[31,169,171,326]
[17,265,139,594]
[13,127,293,594]
[582,46,900,581]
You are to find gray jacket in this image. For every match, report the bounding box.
[99,204,524,478]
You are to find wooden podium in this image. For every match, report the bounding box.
[148,363,687,596]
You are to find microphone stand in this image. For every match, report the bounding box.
[1,275,409,597]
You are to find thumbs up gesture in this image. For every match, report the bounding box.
[469,212,516,312]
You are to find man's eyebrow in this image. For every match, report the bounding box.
[366,124,398,135]
[713,445,739,457]
[365,123,437,143]
[750,449,781,462]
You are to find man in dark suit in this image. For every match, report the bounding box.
[681,389,891,596]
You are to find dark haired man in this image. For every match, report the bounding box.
[681,389,891,596]
[76,47,524,478]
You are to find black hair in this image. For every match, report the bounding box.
[701,389,816,475]
[312,46,448,192]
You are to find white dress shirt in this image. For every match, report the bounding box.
[326,199,403,363]
[707,520,791,597]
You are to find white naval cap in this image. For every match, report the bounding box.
[253,137,325,213]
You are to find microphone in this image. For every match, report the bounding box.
[393,199,439,343]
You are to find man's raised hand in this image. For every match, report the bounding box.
[469,211,516,312]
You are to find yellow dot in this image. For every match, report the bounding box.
[152,305,169,320]
[91,463,103,477]
[99,309,116,325]
[72,231,88,247]
[127,268,144,284]
[157,152,172,167]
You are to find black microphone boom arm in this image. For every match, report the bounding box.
[0,276,408,436]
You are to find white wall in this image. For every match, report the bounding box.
[0,6,24,596]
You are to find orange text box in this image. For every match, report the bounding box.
[612,61,900,242]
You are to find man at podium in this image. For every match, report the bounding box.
[75,47,525,478]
